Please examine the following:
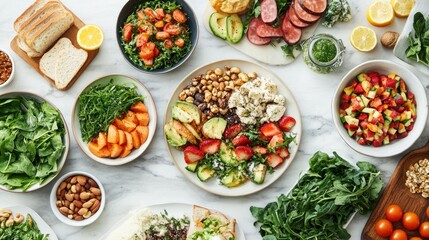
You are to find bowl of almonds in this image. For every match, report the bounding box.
[50,171,105,226]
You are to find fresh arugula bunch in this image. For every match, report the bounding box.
[0,214,49,240]
[406,12,429,67]
[250,151,383,240]
[0,97,65,191]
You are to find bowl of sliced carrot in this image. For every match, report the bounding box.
[72,74,157,165]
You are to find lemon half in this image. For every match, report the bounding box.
[367,0,395,27]
[77,25,104,51]
[391,0,414,17]
[350,26,377,52]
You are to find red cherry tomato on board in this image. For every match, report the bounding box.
[403,212,420,231]
[419,222,429,238]
[386,204,403,222]
[375,219,393,237]
[390,229,407,240]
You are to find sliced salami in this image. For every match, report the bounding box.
[256,23,283,38]
[288,7,310,28]
[247,18,271,45]
[298,0,327,15]
[293,0,320,23]
[281,15,302,45]
[260,0,278,23]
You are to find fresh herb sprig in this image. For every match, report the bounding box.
[406,12,429,67]
[78,79,144,142]
[250,151,383,240]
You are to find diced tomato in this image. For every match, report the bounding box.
[164,39,173,49]
[370,97,382,108]
[357,137,366,145]
[139,42,156,60]
[172,9,187,23]
[385,78,397,89]
[354,83,364,93]
[123,24,133,42]
[380,75,388,86]
[407,91,414,100]
[394,94,404,105]
[154,20,164,29]
[397,132,408,139]
[340,103,350,110]
[137,10,145,20]
[143,8,156,22]
[349,124,359,131]
[341,93,350,102]
[153,46,159,57]
[396,106,405,113]
[156,31,171,40]
[406,123,414,131]
[164,22,181,35]
[164,13,172,23]
[368,72,380,85]
[174,38,185,48]
[358,113,368,121]
[138,23,154,35]
[155,8,165,19]
[135,33,149,48]
[372,140,382,147]
[142,58,154,66]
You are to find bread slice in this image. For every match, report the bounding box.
[40,38,87,90]
[187,205,236,239]
[16,37,42,57]
[27,11,73,53]
[23,11,65,47]
[13,0,54,32]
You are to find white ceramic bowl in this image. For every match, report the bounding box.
[50,171,105,227]
[72,74,157,165]
[0,49,15,88]
[332,60,428,157]
[0,92,69,192]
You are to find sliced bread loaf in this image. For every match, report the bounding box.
[29,11,74,53]
[14,0,54,32]
[16,37,42,57]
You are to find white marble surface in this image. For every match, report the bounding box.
[0,0,429,239]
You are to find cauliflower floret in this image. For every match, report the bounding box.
[266,104,286,122]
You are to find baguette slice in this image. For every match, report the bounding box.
[16,37,43,58]
[29,11,74,53]
[18,1,63,36]
[13,0,53,32]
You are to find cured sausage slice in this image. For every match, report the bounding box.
[256,23,283,38]
[298,0,327,15]
[281,15,302,45]
[288,7,310,28]
[247,18,271,45]
[260,0,278,23]
[293,0,320,23]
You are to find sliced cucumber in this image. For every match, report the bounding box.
[226,14,243,44]
[209,12,228,40]
[197,165,215,182]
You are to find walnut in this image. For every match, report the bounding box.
[381,31,400,49]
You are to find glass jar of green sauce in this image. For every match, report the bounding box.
[303,33,345,74]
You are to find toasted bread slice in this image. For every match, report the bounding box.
[187,205,236,239]
[13,0,54,32]
[18,1,63,36]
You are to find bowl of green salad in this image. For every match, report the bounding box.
[0,92,70,192]
[116,0,198,73]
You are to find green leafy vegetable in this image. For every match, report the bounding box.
[0,96,65,191]
[322,0,352,28]
[406,12,429,67]
[250,151,383,240]
[0,214,49,240]
[78,79,144,142]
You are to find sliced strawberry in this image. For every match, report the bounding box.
[259,131,272,141]
[232,135,251,146]
[269,133,284,148]
[266,153,284,168]
[223,124,242,139]
[253,146,268,155]
[260,123,282,137]
[184,145,204,164]
[235,146,254,161]
[278,116,296,132]
[276,147,289,159]
[199,139,221,154]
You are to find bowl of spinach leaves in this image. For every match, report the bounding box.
[0,92,70,192]
[116,0,199,73]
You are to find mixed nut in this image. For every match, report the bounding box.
[405,158,429,198]
[178,66,258,124]
[55,175,102,221]
[0,51,12,85]
[0,209,24,227]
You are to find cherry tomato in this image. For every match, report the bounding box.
[403,212,420,231]
[143,7,156,22]
[386,204,403,222]
[375,219,393,237]
[419,222,429,238]
[139,42,156,60]
[409,237,422,240]
[174,38,185,48]
[426,206,429,218]
[390,229,407,240]
[123,24,133,42]
[172,9,187,23]
[163,23,181,36]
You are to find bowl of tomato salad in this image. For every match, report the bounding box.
[332,60,428,158]
[116,0,198,73]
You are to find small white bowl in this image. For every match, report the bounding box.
[332,60,428,158]
[0,49,15,88]
[72,74,157,166]
[50,171,105,227]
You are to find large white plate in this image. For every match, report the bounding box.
[393,1,429,76]
[164,59,302,196]
[202,5,320,65]
[6,206,58,240]
[102,203,246,239]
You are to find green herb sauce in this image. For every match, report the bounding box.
[312,39,337,63]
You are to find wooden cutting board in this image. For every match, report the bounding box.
[10,1,99,91]
[362,140,429,239]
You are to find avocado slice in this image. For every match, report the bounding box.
[221,170,247,188]
[219,142,239,166]
[197,165,215,182]
[202,117,227,139]
[172,101,200,124]
[251,163,267,184]
[164,121,187,147]
[226,14,244,44]
[209,12,228,40]
[186,162,198,173]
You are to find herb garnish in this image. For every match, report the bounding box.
[406,12,429,67]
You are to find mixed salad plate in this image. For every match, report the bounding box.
[164,59,302,196]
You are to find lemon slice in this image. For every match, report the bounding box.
[350,26,377,52]
[367,0,395,27]
[391,0,414,17]
[77,25,104,51]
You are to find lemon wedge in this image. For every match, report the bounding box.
[391,0,414,17]
[350,26,377,52]
[367,0,395,27]
[77,25,104,51]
